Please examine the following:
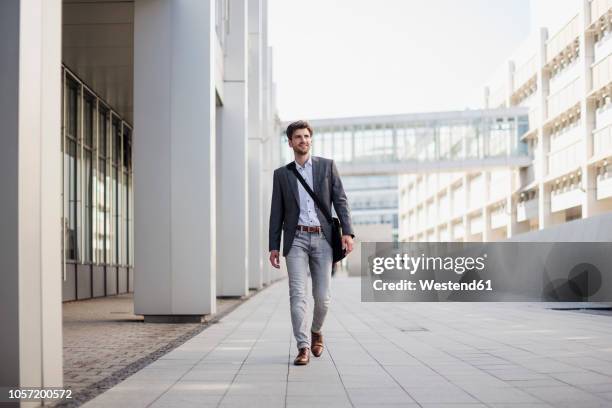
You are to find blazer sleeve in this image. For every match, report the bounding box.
[330,160,354,237]
[268,169,284,251]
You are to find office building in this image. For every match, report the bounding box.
[1,0,280,393]
[399,0,612,242]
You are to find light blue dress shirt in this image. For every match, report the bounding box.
[295,156,321,227]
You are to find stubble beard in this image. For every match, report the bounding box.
[294,144,310,156]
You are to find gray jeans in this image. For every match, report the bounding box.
[286,230,333,350]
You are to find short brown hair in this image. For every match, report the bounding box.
[286,120,313,140]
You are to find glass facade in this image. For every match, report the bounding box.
[281,116,527,166]
[61,67,133,271]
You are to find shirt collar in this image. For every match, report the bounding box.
[294,156,312,170]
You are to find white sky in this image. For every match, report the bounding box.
[268,0,533,121]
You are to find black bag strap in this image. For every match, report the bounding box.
[287,162,334,224]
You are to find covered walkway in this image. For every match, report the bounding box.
[84,278,612,408]
[289,107,532,177]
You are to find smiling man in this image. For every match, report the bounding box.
[269,120,354,366]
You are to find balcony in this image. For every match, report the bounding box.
[451,186,465,217]
[595,101,612,129]
[551,187,582,212]
[549,123,582,153]
[591,0,612,25]
[594,31,612,64]
[490,207,508,229]
[439,226,449,241]
[517,198,538,222]
[546,14,580,64]
[438,198,450,222]
[470,214,483,234]
[594,124,612,156]
[548,140,583,176]
[452,222,464,240]
[597,173,612,199]
[426,206,436,228]
[548,58,580,95]
[547,79,580,120]
[592,53,612,92]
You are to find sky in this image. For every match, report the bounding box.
[268,0,533,121]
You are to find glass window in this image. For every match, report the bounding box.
[83,95,94,263]
[343,129,353,162]
[61,67,132,269]
[96,108,110,264]
[64,138,78,261]
[123,126,132,266]
[64,79,79,261]
[112,119,122,265]
[354,126,365,160]
[95,110,102,263]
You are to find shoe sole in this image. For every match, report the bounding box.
[294,360,309,365]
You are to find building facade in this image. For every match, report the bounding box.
[399,0,612,242]
[1,0,280,395]
[61,66,135,300]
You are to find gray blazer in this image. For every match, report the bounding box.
[269,156,354,257]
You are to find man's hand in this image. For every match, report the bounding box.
[341,235,354,254]
[269,250,280,269]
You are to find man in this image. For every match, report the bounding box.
[269,120,354,366]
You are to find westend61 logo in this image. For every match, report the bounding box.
[371,253,487,275]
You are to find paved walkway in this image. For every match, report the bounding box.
[83,277,612,408]
[62,293,246,405]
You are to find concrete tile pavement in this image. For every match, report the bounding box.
[83,277,612,408]
[62,292,245,400]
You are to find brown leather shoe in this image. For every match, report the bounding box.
[311,331,324,357]
[294,347,310,365]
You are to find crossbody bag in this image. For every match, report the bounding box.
[287,162,346,263]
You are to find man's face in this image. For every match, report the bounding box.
[288,128,312,155]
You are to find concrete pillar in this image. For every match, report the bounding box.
[506,170,523,238]
[579,0,604,218]
[248,0,264,289]
[536,27,551,229]
[261,134,273,284]
[0,0,63,399]
[268,79,283,281]
[446,185,452,241]
[482,172,492,241]
[260,9,273,284]
[434,176,441,241]
[134,0,217,319]
[537,180,550,228]
[217,0,249,297]
[462,175,472,241]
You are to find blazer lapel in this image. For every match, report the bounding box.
[311,156,321,195]
[285,165,300,207]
